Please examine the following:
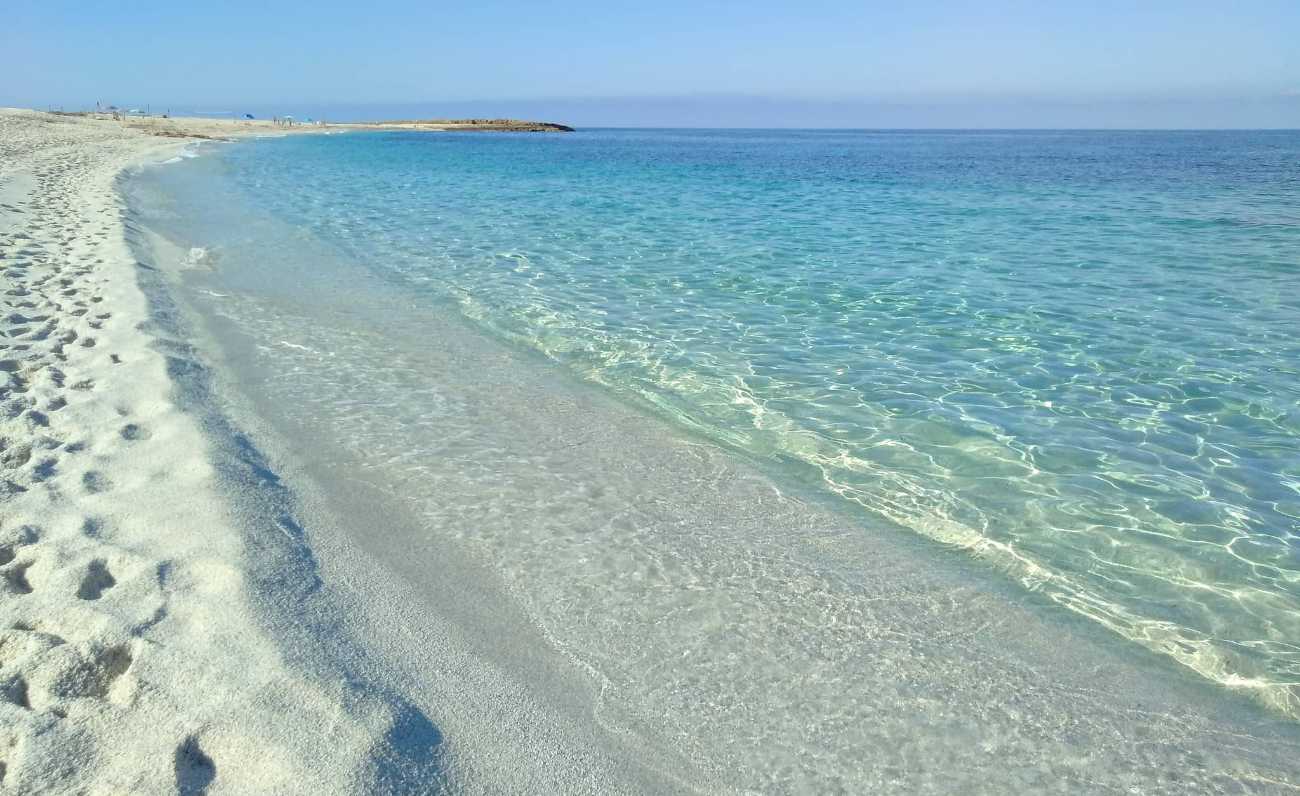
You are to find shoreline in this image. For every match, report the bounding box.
[1,107,687,793]
[120,128,694,792]
[0,109,449,792]
[4,108,1300,791]
[126,128,1300,789]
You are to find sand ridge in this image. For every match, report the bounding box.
[0,109,438,793]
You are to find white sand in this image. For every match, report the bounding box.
[0,110,431,793]
[0,108,690,796]
[8,107,1300,794]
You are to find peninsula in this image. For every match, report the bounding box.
[47,111,574,139]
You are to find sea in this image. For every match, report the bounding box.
[123,128,1300,789]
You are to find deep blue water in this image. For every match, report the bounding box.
[182,129,1300,714]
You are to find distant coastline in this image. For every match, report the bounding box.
[367,118,575,132]
[47,110,574,136]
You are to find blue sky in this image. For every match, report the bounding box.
[4,1,1298,127]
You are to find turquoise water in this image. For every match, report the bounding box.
[162,130,1300,717]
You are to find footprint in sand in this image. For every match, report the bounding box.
[0,526,39,593]
[174,736,217,795]
[1,442,33,470]
[0,525,39,555]
[81,470,111,494]
[119,423,150,442]
[31,458,56,481]
[44,641,134,703]
[1,674,32,710]
[76,560,116,601]
[1,561,34,595]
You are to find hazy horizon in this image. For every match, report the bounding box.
[15,95,1300,131]
[5,1,1298,128]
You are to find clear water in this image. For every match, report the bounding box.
[202,129,1300,718]
[145,129,1300,726]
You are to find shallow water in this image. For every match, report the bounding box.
[147,129,1300,712]
[122,130,1300,789]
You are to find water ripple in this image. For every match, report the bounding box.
[227,130,1300,717]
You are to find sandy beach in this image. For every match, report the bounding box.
[5,1,1297,792]
[0,109,439,792]
[4,109,1300,794]
[1,109,690,795]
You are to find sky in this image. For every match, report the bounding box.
[3,0,1298,127]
